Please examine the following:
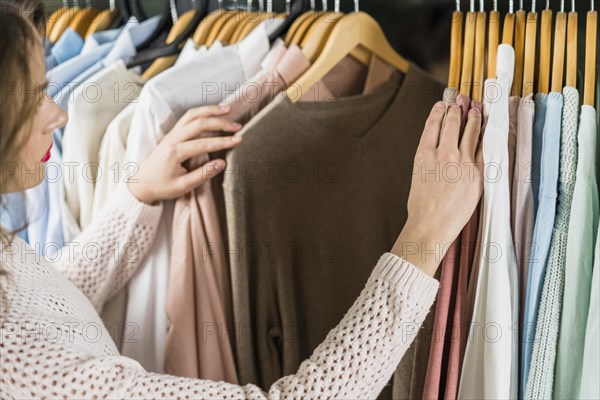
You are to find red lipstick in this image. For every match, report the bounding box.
[41,143,53,162]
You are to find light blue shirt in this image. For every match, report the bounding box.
[521,91,563,396]
[45,28,84,71]
[531,92,548,214]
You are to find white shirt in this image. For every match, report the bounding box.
[121,19,283,372]
[458,44,519,400]
[61,61,146,233]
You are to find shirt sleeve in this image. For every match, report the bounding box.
[46,183,163,312]
[4,253,439,399]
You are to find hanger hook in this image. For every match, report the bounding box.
[571,0,575,11]
[493,0,498,11]
[323,0,327,12]
[519,0,523,10]
[334,0,340,12]
[592,0,595,11]
[267,0,272,13]
[259,0,264,12]
[509,0,514,13]
[469,0,474,12]
[479,0,484,11]
[560,0,564,12]
[354,0,359,12]
[169,0,178,22]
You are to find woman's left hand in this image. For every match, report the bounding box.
[128,105,243,205]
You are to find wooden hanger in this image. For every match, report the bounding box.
[538,1,552,93]
[230,0,257,43]
[551,2,567,93]
[565,0,578,88]
[522,5,538,97]
[460,4,476,97]
[48,1,81,43]
[472,3,486,102]
[215,3,246,44]
[502,3,515,44]
[289,11,320,44]
[142,9,199,80]
[204,11,237,46]
[583,3,597,106]
[86,0,119,38]
[69,0,101,37]
[448,1,463,88]
[288,12,409,102]
[235,12,274,43]
[487,1,499,78]
[193,0,228,45]
[47,1,70,38]
[512,1,526,95]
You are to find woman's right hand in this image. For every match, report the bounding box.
[128,105,243,205]
[392,100,484,276]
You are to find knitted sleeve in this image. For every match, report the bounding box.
[46,184,163,313]
[2,253,438,399]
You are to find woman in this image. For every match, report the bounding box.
[0,2,483,398]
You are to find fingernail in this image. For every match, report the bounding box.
[209,161,223,171]
[230,135,242,142]
[470,106,480,114]
[455,95,463,106]
[232,122,242,129]
[220,105,231,112]
[435,101,445,110]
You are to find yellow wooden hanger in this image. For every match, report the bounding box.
[472,1,486,102]
[288,0,320,45]
[460,2,476,97]
[215,1,246,44]
[46,1,70,38]
[565,0,578,88]
[448,0,463,88]
[204,10,238,46]
[538,0,553,94]
[230,0,256,42]
[551,1,567,93]
[522,2,538,97]
[583,1,597,106]
[512,0,526,95]
[502,1,515,44]
[487,0,499,78]
[69,0,101,38]
[48,0,80,43]
[85,0,119,38]
[287,11,410,102]
[194,0,228,45]
[142,7,199,80]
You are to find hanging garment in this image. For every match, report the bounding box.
[511,94,535,323]
[525,87,579,399]
[122,19,284,373]
[579,221,600,399]
[458,44,518,400]
[530,93,548,214]
[507,96,520,192]
[45,27,84,71]
[521,91,563,396]
[223,64,444,391]
[164,39,287,382]
[61,61,146,232]
[554,105,598,398]
[60,16,161,237]
[421,88,470,400]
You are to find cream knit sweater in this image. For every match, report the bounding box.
[0,185,439,399]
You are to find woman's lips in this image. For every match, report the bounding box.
[41,143,53,162]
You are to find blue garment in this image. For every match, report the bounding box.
[81,26,123,54]
[531,92,548,214]
[0,193,28,241]
[521,91,563,396]
[45,28,84,71]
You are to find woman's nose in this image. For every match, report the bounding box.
[45,100,68,133]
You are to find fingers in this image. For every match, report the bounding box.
[176,135,243,162]
[438,104,462,149]
[418,101,446,149]
[459,105,482,158]
[177,117,242,142]
[176,159,227,193]
[176,104,232,127]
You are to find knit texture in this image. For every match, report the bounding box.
[525,86,579,399]
[0,184,439,400]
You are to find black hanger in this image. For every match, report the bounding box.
[110,0,132,29]
[128,0,149,21]
[126,0,209,68]
[268,0,310,43]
